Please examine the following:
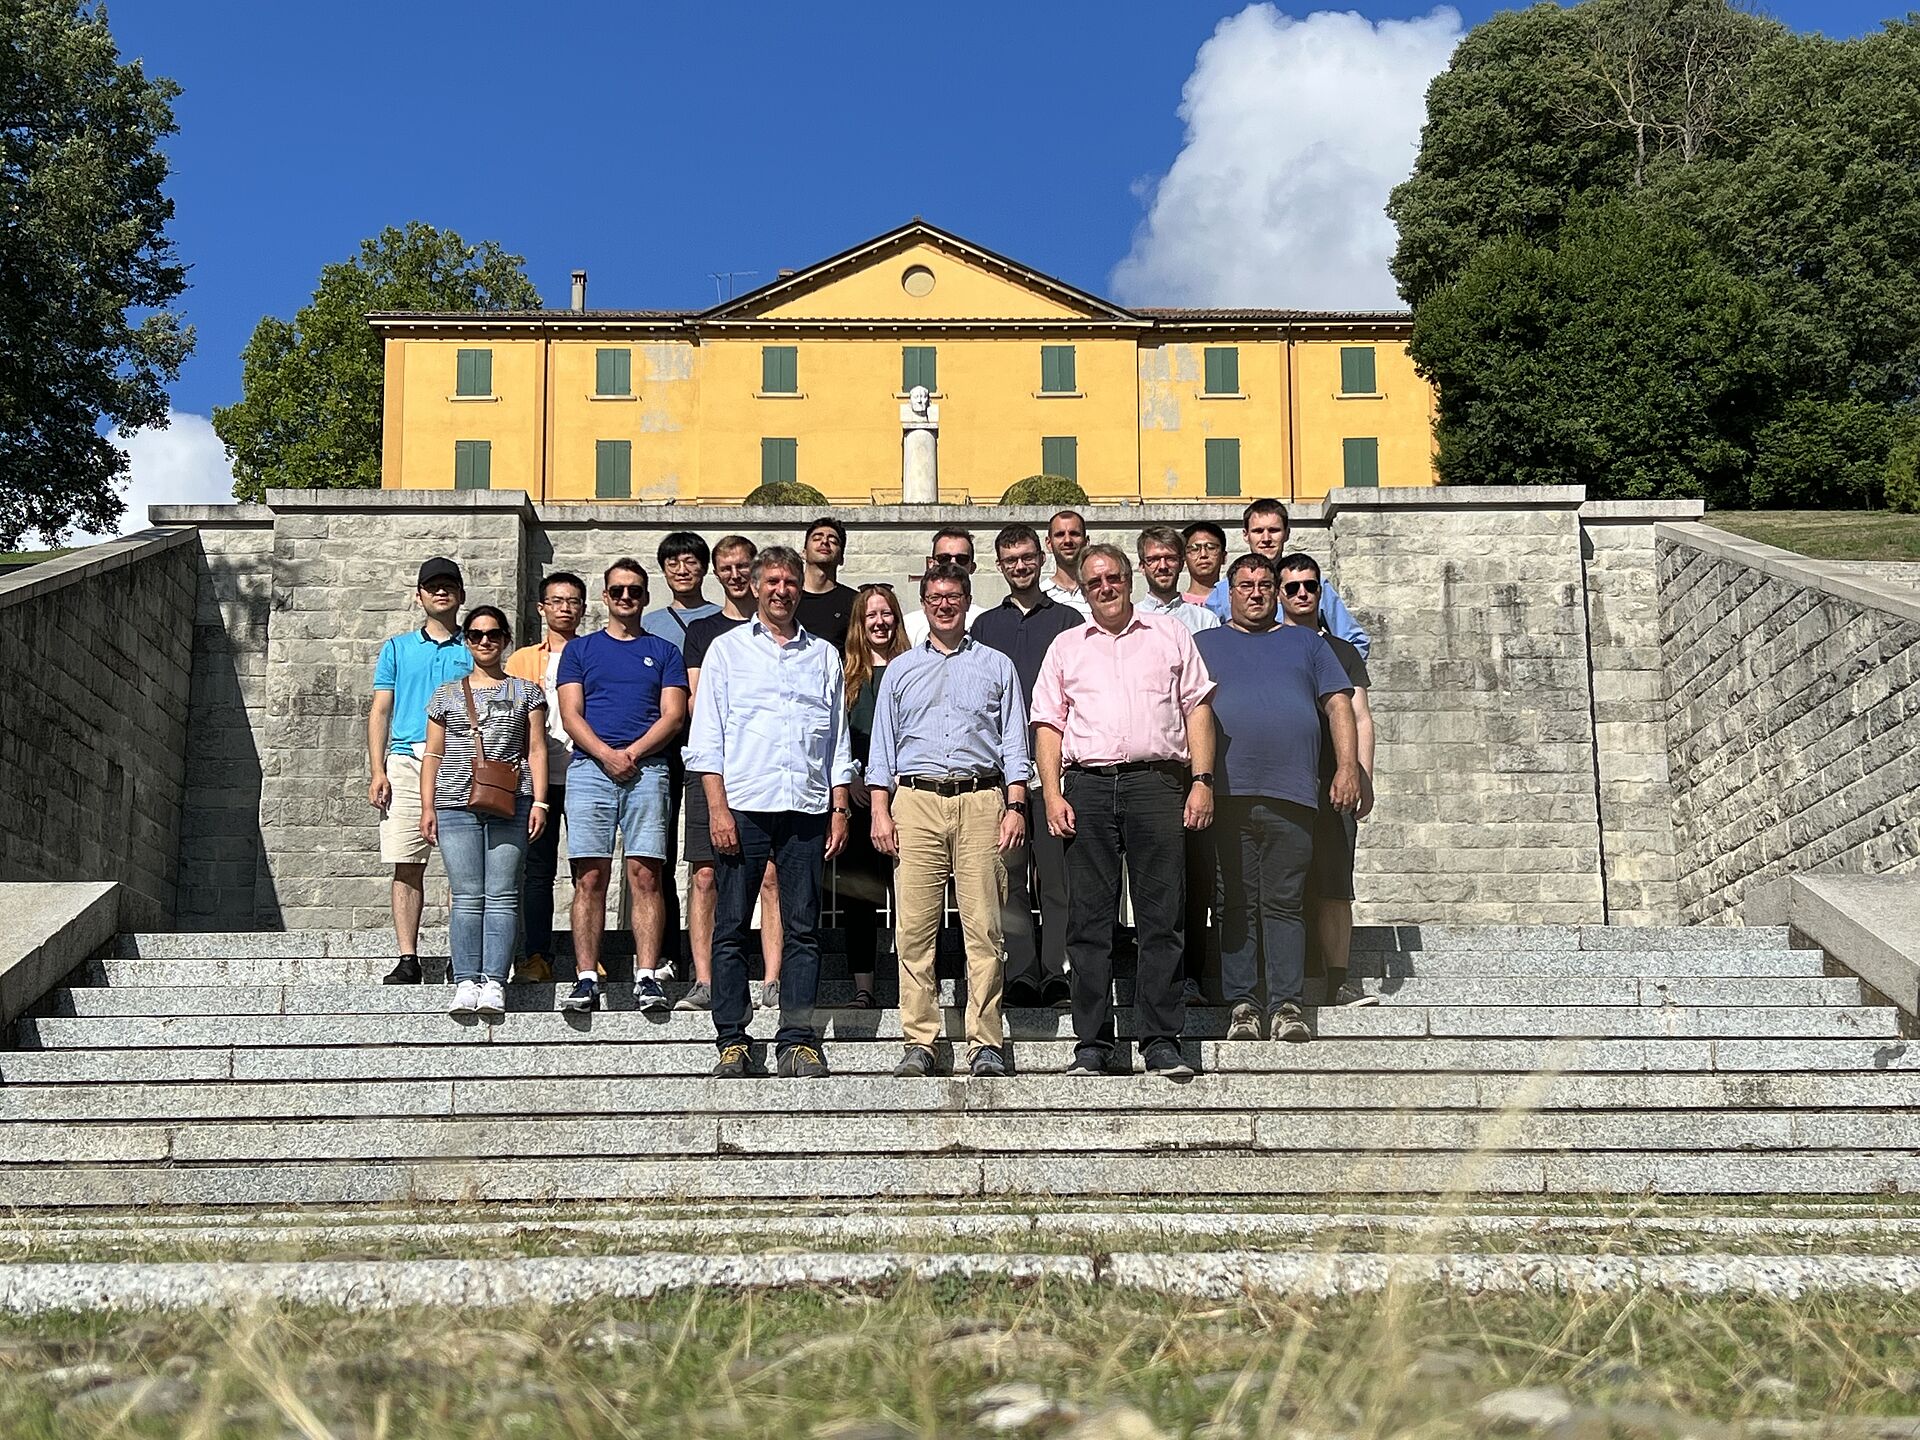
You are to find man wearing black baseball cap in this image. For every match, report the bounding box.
[369,556,473,982]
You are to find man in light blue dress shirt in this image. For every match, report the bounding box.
[868,562,1031,1080]
[685,545,854,1079]
[1203,499,1368,658]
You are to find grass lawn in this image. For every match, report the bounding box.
[1704,509,1920,561]
[1,1277,1917,1438]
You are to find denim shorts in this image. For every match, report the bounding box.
[565,757,671,861]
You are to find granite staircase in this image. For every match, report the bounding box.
[2,925,1916,1208]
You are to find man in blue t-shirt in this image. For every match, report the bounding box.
[368,557,473,985]
[1194,553,1361,1044]
[556,558,689,1013]
[1203,498,1369,657]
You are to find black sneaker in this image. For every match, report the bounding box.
[634,974,669,1012]
[1042,978,1072,1009]
[1225,1002,1262,1041]
[1004,979,1044,1009]
[382,954,422,985]
[1331,981,1380,1008]
[1064,1049,1108,1077]
[1269,1002,1312,1043]
[1142,1040,1195,1079]
[711,1042,756,1079]
[893,1045,937,1078]
[560,977,598,1013]
[970,1047,1008,1079]
[777,1044,830,1079]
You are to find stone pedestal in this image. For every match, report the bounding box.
[902,426,937,504]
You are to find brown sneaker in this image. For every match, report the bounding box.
[1226,1002,1262,1041]
[1268,1003,1311,1043]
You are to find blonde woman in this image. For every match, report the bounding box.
[837,585,908,1007]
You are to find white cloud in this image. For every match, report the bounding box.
[1110,4,1464,311]
[75,409,237,542]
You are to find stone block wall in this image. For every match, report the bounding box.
[1579,502,1693,924]
[0,532,198,929]
[1330,488,1607,924]
[1657,524,1920,922]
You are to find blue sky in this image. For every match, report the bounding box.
[100,0,1906,520]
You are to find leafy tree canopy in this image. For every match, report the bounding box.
[213,222,540,502]
[0,0,191,548]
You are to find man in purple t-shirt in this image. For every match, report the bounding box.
[556,558,689,1013]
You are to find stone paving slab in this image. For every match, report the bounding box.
[1576,925,1796,950]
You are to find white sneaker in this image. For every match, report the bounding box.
[477,979,507,1017]
[449,980,481,1017]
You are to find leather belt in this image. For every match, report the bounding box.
[1066,760,1187,779]
[899,772,1003,796]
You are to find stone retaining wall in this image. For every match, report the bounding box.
[1656,524,1920,922]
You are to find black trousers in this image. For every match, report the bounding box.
[1061,766,1188,1060]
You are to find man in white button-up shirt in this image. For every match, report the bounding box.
[686,545,855,1079]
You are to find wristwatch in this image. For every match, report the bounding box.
[1191,772,1215,787]
[1006,800,1029,815]
[830,805,852,816]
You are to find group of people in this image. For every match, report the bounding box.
[366,500,1375,1078]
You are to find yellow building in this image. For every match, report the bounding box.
[372,220,1436,506]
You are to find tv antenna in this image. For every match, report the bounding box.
[709,270,759,302]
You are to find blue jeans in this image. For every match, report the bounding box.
[712,809,826,1054]
[1214,796,1315,1009]
[437,799,531,983]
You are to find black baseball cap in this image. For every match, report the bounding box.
[417,557,464,589]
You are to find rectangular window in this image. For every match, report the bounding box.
[1041,436,1078,481]
[595,439,632,499]
[761,345,798,394]
[1203,346,1240,395]
[453,439,491,490]
[1205,438,1242,497]
[762,437,798,487]
[455,348,492,397]
[1340,346,1377,395]
[901,345,937,393]
[1040,344,1077,394]
[595,348,632,397]
[1343,436,1380,488]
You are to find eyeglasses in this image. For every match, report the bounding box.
[932,554,976,570]
[1230,581,1277,595]
[419,582,459,597]
[662,555,704,568]
[1083,574,1127,592]
[925,593,968,609]
[540,596,584,609]
[1184,542,1223,555]
[606,584,645,601]
[997,553,1041,570]
[465,627,507,644]
[1282,579,1321,596]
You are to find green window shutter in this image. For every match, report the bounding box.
[1204,347,1239,395]
[1041,436,1078,482]
[456,348,492,397]
[902,346,936,392]
[596,348,631,396]
[454,440,491,490]
[1041,344,1076,393]
[1342,437,1380,488]
[1340,346,1377,395]
[1204,438,1241,496]
[596,439,632,499]
[762,346,797,394]
[762,437,797,487]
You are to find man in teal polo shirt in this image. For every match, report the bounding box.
[369,557,473,983]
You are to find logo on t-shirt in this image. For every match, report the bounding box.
[644,657,656,667]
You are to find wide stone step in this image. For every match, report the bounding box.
[7,1071,1920,1123]
[0,1145,1909,1207]
[18,1004,1897,1051]
[40,975,1865,1018]
[6,1035,1913,1085]
[11,1107,1920,1167]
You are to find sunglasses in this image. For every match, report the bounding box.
[465,627,508,644]
[1282,579,1321,596]
[606,584,645,601]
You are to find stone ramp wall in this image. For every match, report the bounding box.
[1657,523,1920,922]
[0,531,197,929]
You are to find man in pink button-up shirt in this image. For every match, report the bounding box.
[1030,543,1217,1079]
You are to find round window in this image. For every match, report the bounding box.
[902,265,935,297]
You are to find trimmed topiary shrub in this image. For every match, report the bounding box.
[743,481,829,507]
[1001,474,1088,506]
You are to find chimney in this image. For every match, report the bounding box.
[569,269,587,312]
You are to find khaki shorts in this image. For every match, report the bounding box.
[379,753,431,866]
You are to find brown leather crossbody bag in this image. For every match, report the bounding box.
[463,678,521,818]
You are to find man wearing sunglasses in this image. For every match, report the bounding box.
[1279,552,1378,1009]
[556,559,690,1013]
[1202,499,1370,658]
[369,557,474,985]
[904,526,987,644]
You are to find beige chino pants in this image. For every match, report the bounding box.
[892,786,1007,1058]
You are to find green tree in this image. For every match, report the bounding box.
[0,0,192,548]
[1410,198,1778,505]
[214,223,541,501]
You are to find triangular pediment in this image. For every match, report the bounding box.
[702,221,1141,325]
